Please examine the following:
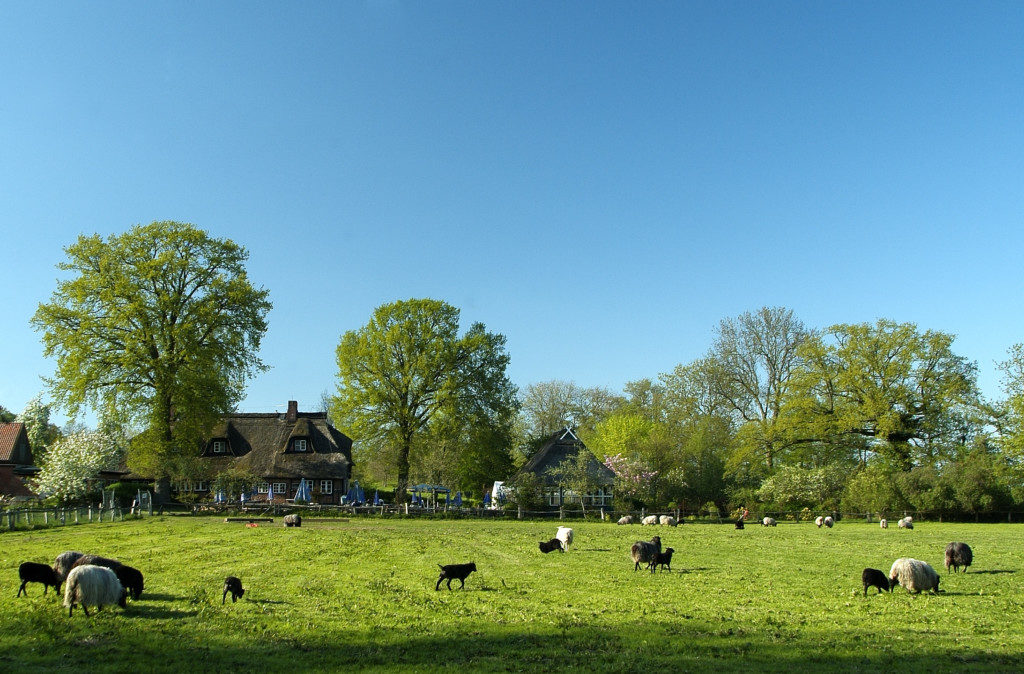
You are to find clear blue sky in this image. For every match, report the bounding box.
[2,2,1023,423]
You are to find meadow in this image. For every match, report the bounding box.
[2,516,1023,673]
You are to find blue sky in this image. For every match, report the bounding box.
[2,2,1023,423]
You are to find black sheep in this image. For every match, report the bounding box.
[17,562,62,597]
[862,567,890,596]
[945,542,973,573]
[734,519,744,530]
[538,538,562,554]
[631,536,662,573]
[71,554,143,600]
[223,576,245,604]
[652,548,675,572]
[284,514,302,527]
[435,562,476,590]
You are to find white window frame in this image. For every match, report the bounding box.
[195,481,208,492]
[212,440,226,454]
[273,482,287,494]
[320,480,333,494]
[256,482,269,494]
[294,439,307,452]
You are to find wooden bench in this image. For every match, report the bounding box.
[224,517,274,523]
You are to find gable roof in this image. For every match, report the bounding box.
[515,428,615,486]
[0,423,33,464]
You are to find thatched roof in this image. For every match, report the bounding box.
[515,428,615,486]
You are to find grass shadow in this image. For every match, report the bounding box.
[139,592,181,602]
[967,569,1015,575]
[125,605,198,619]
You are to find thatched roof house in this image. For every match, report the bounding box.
[514,428,614,508]
[0,422,38,498]
[187,401,354,504]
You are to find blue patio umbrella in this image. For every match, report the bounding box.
[355,482,365,503]
[215,489,226,503]
[373,490,382,506]
[483,492,491,506]
[453,491,462,507]
[294,479,312,502]
[412,492,420,505]
[266,483,274,501]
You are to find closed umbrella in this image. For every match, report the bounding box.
[294,479,312,502]
[453,491,462,507]
[266,483,274,501]
[373,490,382,506]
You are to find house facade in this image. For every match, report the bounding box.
[0,422,39,499]
[513,428,615,508]
[180,400,354,504]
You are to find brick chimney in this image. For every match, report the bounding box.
[286,400,298,422]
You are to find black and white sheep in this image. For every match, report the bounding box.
[862,567,890,596]
[889,558,940,594]
[53,551,84,582]
[823,516,834,528]
[617,515,634,525]
[223,576,245,603]
[898,517,913,530]
[70,554,143,600]
[652,548,675,572]
[945,542,973,573]
[284,514,302,527]
[17,562,62,597]
[63,565,127,617]
[556,526,573,551]
[630,536,662,572]
[538,538,562,554]
[762,517,776,527]
[814,516,824,528]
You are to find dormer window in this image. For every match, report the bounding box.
[295,439,307,452]
[212,440,226,454]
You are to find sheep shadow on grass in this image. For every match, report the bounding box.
[138,592,181,602]
[125,606,199,619]
[969,569,1015,575]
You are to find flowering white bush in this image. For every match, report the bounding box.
[603,453,658,500]
[32,430,123,503]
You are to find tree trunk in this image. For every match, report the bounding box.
[153,476,172,504]
[395,434,412,504]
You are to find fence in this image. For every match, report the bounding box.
[1,504,146,532]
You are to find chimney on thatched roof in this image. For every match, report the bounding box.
[286,400,298,422]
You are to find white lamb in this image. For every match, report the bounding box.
[617,515,634,525]
[556,526,574,551]
[879,519,888,529]
[659,515,677,527]
[64,564,127,617]
[814,516,823,528]
[889,558,940,594]
[762,517,776,527]
[641,515,659,526]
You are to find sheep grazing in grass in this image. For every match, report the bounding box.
[53,551,84,582]
[556,526,574,551]
[762,517,776,527]
[284,514,302,527]
[734,519,744,530]
[659,515,677,527]
[538,538,562,554]
[435,562,476,590]
[70,554,143,600]
[823,516,834,528]
[815,516,824,528]
[617,515,634,525]
[17,562,62,597]
[641,515,659,526]
[223,576,245,604]
[898,517,913,530]
[879,519,888,529]
[862,568,890,596]
[945,542,973,573]
[63,565,127,617]
[630,536,662,572]
[889,558,940,594]
[652,548,675,572]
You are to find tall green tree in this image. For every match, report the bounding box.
[16,395,62,456]
[332,298,517,503]
[32,222,271,501]
[783,319,979,470]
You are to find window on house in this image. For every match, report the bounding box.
[212,440,226,454]
[320,480,333,494]
[257,482,269,493]
[273,482,287,494]
[294,439,307,452]
[195,481,208,492]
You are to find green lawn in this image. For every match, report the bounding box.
[2,516,1022,673]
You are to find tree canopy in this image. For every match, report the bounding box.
[32,221,271,500]
[332,298,517,502]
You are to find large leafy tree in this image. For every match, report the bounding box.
[332,298,517,503]
[32,222,271,501]
[783,319,979,469]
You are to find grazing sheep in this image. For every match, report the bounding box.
[641,515,659,526]
[898,517,913,530]
[17,562,62,597]
[53,551,84,582]
[71,554,123,572]
[284,514,302,527]
[630,536,662,573]
[889,558,940,594]
[435,562,477,590]
[69,554,142,600]
[862,567,890,596]
[734,519,744,530]
[659,515,677,527]
[223,576,244,604]
[945,542,973,573]
[538,538,562,554]
[617,515,634,525]
[762,517,776,527]
[823,516,834,528]
[63,565,127,617]
[556,526,574,551]
[815,516,824,528]
[880,519,888,529]
[653,548,675,572]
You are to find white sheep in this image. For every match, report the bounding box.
[659,515,677,527]
[879,519,888,529]
[556,526,574,551]
[762,517,776,527]
[823,516,834,528]
[641,515,659,526]
[889,558,940,594]
[617,515,634,525]
[898,517,913,530]
[814,516,823,528]
[64,564,127,617]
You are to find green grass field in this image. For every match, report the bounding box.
[2,516,1023,673]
